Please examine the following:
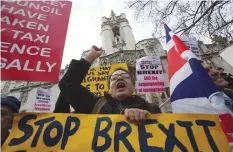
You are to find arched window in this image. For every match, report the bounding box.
[112,26,120,37]
[112,26,120,43]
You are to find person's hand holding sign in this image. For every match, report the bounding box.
[85,45,103,63]
[124,108,150,125]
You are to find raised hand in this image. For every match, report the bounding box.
[84,45,103,63]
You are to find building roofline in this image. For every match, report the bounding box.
[100,49,144,58]
[135,38,159,46]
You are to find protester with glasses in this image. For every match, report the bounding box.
[57,45,161,124]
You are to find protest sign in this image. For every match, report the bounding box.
[220,45,233,68]
[136,56,165,93]
[2,113,230,151]
[82,63,128,96]
[0,1,72,82]
[180,36,200,56]
[34,88,52,112]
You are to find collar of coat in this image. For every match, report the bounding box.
[103,92,148,107]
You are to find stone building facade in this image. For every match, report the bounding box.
[199,43,233,75]
[1,72,65,112]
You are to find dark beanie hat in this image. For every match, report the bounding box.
[1,96,21,113]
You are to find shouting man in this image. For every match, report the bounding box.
[58,46,161,124]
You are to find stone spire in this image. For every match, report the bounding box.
[111,10,116,18]
[111,10,117,22]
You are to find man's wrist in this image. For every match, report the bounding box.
[84,56,95,64]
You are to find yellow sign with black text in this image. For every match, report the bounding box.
[81,63,128,96]
[2,113,231,151]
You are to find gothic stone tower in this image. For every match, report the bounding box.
[98,11,146,67]
[81,10,146,67]
[101,10,136,53]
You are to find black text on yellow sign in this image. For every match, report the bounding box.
[81,63,128,96]
[2,114,230,152]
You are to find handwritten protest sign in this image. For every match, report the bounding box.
[2,113,230,151]
[82,63,128,96]
[136,56,165,93]
[34,88,52,112]
[0,1,72,82]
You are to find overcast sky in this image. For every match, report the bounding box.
[61,0,155,68]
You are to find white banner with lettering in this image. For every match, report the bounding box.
[136,56,165,93]
[34,88,52,112]
[180,36,200,56]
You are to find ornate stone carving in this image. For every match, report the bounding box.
[99,49,146,66]
[101,49,106,56]
[101,14,129,28]
[111,10,117,23]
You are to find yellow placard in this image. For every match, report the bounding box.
[81,63,128,96]
[2,113,231,152]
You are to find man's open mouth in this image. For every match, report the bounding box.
[116,82,126,89]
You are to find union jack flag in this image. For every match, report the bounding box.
[164,24,233,146]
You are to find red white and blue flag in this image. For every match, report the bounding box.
[164,24,233,146]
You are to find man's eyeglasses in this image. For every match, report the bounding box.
[110,73,130,81]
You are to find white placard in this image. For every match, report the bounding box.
[180,36,200,56]
[220,45,233,67]
[136,56,165,93]
[34,88,52,112]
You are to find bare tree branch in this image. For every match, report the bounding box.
[127,0,140,8]
[163,1,178,19]
[211,18,233,35]
[126,0,233,41]
[218,1,230,24]
[193,1,205,22]
[177,1,222,34]
[136,0,152,19]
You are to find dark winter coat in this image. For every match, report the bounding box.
[54,59,161,114]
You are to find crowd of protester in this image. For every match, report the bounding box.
[1,45,233,146]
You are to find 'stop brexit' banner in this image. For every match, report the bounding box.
[136,56,166,93]
[0,1,72,82]
[2,113,231,151]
